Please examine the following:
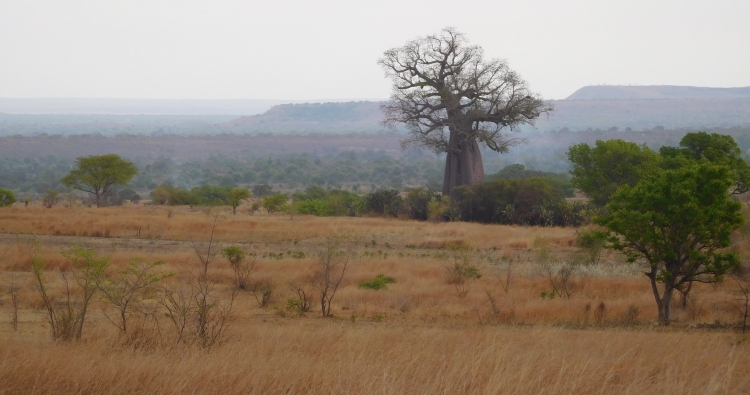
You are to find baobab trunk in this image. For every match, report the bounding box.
[443,134,485,196]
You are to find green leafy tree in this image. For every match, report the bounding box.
[568,140,660,206]
[596,163,743,324]
[61,154,138,207]
[660,131,750,194]
[227,188,251,215]
[365,189,403,216]
[262,194,288,214]
[0,188,16,207]
[296,199,332,216]
[189,185,232,206]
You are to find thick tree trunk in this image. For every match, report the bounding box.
[658,286,674,324]
[443,134,485,196]
[650,273,675,325]
[679,281,693,309]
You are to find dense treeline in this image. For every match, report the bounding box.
[141,164,581,227]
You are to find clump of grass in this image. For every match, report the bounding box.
[358,274,396,290]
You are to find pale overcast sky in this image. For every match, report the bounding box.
[1,0,748,101]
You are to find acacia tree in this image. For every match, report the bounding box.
[596,163,743,324]
[61,154,138,207]
[227,188,251,215]
[379,28,551,195]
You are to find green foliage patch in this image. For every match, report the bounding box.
[358,274,396,290]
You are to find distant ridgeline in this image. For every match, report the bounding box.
[226,101,390,134]
[2,86,750,136]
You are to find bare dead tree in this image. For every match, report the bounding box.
[379,27,552,195]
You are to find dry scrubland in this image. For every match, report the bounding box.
[1,205,750,394]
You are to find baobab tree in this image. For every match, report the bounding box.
[379,28,551,195]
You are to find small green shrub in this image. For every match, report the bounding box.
[358,274,396,290]
[286,297,305,311]
[0,188,16,207]
[576,229,609,265]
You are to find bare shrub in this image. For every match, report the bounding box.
[190,212,223,277]
[288,282,314,313]
[540,261,578,299]
[248,277,275,307]
[158,275,237,349]
[442,245,481,298]
[30,243,109,341]
[192,275,237,349]
[2,273,21,331]
[158,285,193,345]
[311,238,352,317]
[96,259,170,334]
[476,291,515,326]
[221,246,255,290]
[158,214,237,349]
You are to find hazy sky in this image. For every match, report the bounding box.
[1,0,748,101]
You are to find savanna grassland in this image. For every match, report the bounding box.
[1,204,750,394]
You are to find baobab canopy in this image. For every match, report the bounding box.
[379,27,552,195]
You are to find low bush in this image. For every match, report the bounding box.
[358,274,396,290]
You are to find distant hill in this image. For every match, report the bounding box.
[0,98,301,116]
[3,86,750,136]
[544,98,750,130]
[226,101,389,133]
[566,85,750,100]
[223,95,750,134]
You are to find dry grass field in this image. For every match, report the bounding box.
[1,205,750,394]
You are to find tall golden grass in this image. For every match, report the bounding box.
[0,205,576,248]
[1,323,748,394]
[1,205,749,394]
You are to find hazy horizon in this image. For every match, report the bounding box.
[2,1,749,102]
